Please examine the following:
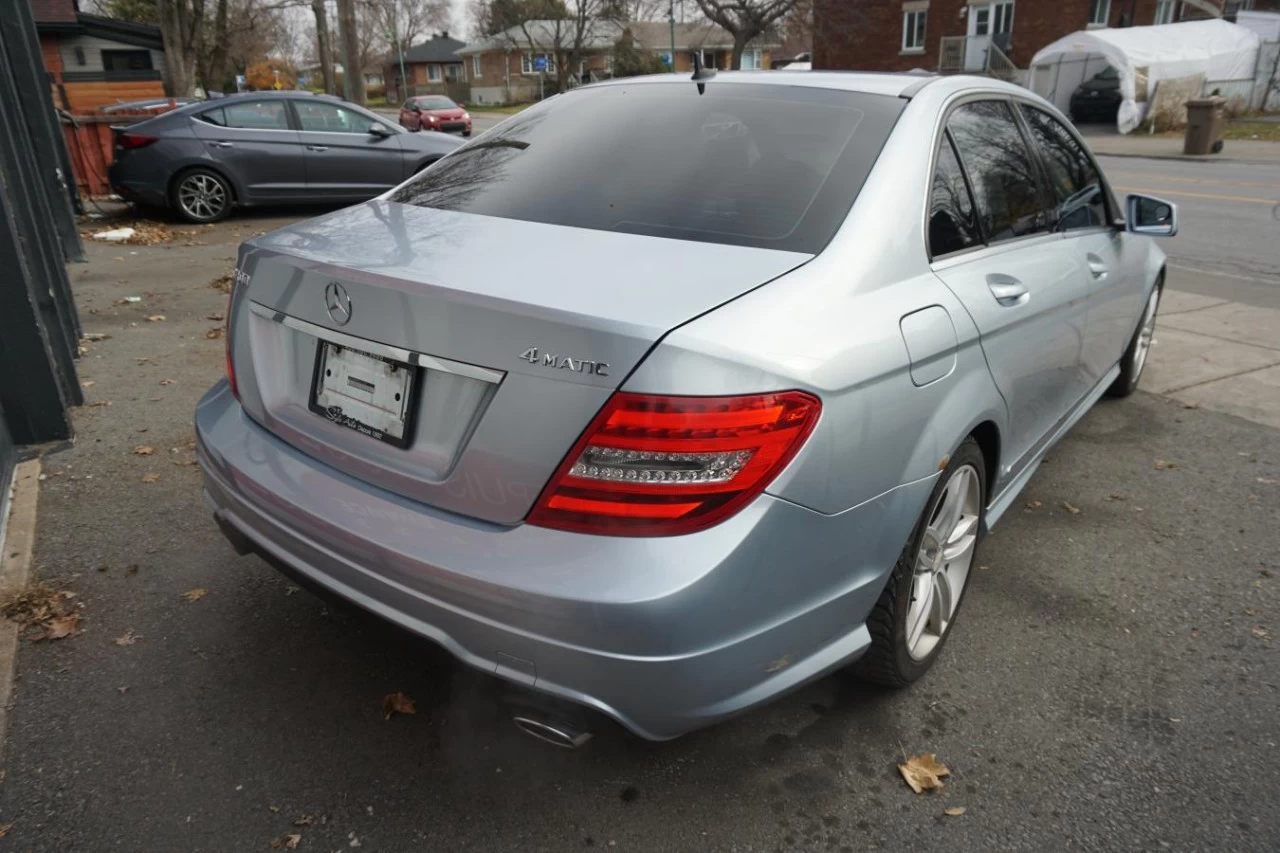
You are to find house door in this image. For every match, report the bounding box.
[966,2,1013,71]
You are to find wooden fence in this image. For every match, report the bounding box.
[60,106,177,197]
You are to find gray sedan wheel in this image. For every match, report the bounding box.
[171,169,232,223]
[1106,280,1162,398]
[855,437,986,687]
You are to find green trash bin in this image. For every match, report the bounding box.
[1184,96,1226,155]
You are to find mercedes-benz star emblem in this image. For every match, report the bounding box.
[324,282,352,326]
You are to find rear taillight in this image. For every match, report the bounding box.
[224,285,238,399]
[115,133,157,151]
[528,391,821,536]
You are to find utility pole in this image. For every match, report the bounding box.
[388,14,406,101]
[668,0,676,71]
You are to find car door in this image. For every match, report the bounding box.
[190,100,308,202]
[290,100,408,199]
[1017,104,1147,385]
[929,99,1092,486]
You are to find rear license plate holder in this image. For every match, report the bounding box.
[309,342,420,448]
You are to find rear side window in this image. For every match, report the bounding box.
[196,107,226,126]
[388,83,905,253]
[947,101,1048,244]
[221,100,290,130]
[928,134,982,258]
[1018,105,1109,230]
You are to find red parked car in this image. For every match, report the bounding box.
[398,95,472,136]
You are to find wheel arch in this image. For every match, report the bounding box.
[167,163,240,206]
[968,419,1000,501]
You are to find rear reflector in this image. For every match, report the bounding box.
[114,133,157,151]
[528,391,821,536]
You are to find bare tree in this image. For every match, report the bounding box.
[156,0,206,96]
[693,0,798,69]
[312,0,337,93]
[365,0,451,54]
[337,0,367,103]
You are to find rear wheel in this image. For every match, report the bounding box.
[855,438,985,687]
[170,168,232,223]
[1106,280,1161,398]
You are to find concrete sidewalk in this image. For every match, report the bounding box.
[1147,288,1280,428]
[1085,132,1280,164]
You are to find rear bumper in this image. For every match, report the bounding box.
[195,380,930,739]
[107,161,167,207]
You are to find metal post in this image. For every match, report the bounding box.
[669,0,676,71]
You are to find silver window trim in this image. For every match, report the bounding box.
[248,300,504,384]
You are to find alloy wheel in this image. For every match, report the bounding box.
[1132,287,1160,380]
[906,464,981,661]
[177,173,227,221]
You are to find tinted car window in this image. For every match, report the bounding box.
[221,100,289,130]
[947,101,1048,244]
[929,134,982,258]
[388,83,905,253]
[295,101,374,134]
[1018,105,1109,230]
[416,96,457,110]
[197,107,226,126]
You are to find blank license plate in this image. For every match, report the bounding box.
[310,343,418,447]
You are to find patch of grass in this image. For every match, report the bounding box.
[462,102,533,114]
[1222,121,1280,141]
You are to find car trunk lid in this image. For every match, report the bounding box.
[229,200,811,524]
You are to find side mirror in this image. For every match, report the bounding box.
[368,122,392,138]
[1126,194,1177,237]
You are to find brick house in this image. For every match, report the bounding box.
[386,33,469,102]
[31,0,168,112]
[458,20,778,105]
[814,0,1280,74]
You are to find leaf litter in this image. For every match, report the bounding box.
[182,588,208,603]
[898,752,950,794]
[0,581,82,642]
[382,691,416,720]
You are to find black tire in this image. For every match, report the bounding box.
[462,130,472,137]
[854,437,986,688]
[1106,277,1162,398]
[169,167,233,223]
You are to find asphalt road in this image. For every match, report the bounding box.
[0,214,1277,851]
[1098,154,1280,309]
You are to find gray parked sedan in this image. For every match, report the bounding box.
[108,91,461,223]
[196,72,1175,744]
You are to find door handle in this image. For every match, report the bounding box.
[1086,253,1109,281]
[306,145,329,152]
[211,141,233,148]
[986,274,1029,307]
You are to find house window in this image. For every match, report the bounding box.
[472,54,482,78]
[992,1,1014,35]
[902,8,927,53]
[1154,0,1174,24]
[428,64,442,82]
[740,48,762,69]
[101,49,153,73]
[1088,0,1111,26]
[446,63,461,82]
[521,53,552,74]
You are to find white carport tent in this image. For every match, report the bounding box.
[1028,20,1260,134]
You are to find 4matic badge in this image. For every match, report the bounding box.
[519,347,609,377]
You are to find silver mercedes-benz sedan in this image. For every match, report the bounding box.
[196,71,1175,743]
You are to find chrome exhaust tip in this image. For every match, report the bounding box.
[512,714,592,749]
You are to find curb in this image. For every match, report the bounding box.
[0,459,42,765]
[1089,149,1280,167]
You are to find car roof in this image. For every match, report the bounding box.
[210,90,345,104]
[587,70,1032,101]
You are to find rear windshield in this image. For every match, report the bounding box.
[388,82,904,253]
[417,96,457,109]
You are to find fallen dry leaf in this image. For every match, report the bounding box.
[205,326,225,340]
[145,315,167,323]
[270,834,302,850]
[1062,501,1081,515]
[1253,627,1270,639]
[86,399,112,408]
[209,273,233,293]
[0,823,12,838]
[114,629,141,646]
[133,445,154,456]
[207,312,225,321]
[293,815,314,827]
[1154,459,1178,471]
[1258,477,1279,485]
[82,332,111,342]
[898,752,950,794]
[382,691,416,720]
[269,805,281,814]
[159,378,175,386]
[1025,500,1042,510]
[141,473,160,483]
[41,613,81,641]
[1105,493,1126,502]
[81,380,95,388]
[182,588,208,603]
[943,806,967,816]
